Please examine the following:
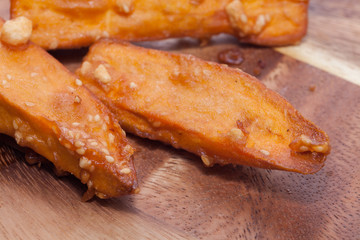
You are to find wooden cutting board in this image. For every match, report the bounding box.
[0,1,359,239]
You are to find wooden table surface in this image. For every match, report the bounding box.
[0,1,359,239]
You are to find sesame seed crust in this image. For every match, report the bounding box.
[0,24,137,199]
[9,0,308,49]
[76,40,330,174]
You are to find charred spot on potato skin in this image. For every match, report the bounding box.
[236,119,249,135]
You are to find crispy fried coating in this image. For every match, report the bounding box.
[0,18,138,199]
[77,39,330,174]
[11,0,308,49]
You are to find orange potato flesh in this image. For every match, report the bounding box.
[0,19,138,199]
[11,0,308,49]
[77,40,330,174]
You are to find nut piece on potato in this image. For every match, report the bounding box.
[0,18,138,199]
[11,0,308,49]
[0,16,32,46]
[77,39,330,174]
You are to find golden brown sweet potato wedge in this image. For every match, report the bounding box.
[11,0,308,49]
[0,18,138,199]
[77,39,330,174]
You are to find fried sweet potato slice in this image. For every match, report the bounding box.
[77,40,330,174]
[10,0,308,49]
[0,18,138,199]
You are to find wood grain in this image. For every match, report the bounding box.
[0,1,359,240]
[276,0,360,86]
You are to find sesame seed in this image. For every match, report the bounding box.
[104,116,110,122]
[108,133,115,143]
[88,115,93,122]
[64,143,71,149]
[102,31,109,37]
[129,82,137,89]
[173,67,180,76]
[120,168,131,174]
[96,192,107,199]
[1,80,8,85]
[87,180,93,188]
[313,145,324,153]
[90,142,98,146]
[201,155,211,166]
[13,120,18,130]
[254,14,266,33]
[25,102,35,107]
[68,86,75,92]
[6,74,12,80]
[26,136,33,142]
[105,155,115,163]
[80,61,92,75]
[260,149,270,156]
[14,131,22,143]
[123,144,132,153]
[76,148,85,155]
[229,128,245,141]
[75,140,85,148]
[300,135,312,145]
[51,126,58,133]
[30,72,38,77]
[80,171,90,183]
[75,79,83,86]
[299,146,309,152]
[74,95,81,103]
[102,124,107,131]
[240,14,248,23]
[72,122,80,127]
[94,114,100,122]
[49,39,59,49]
[75,133,80,139]
[123,4,130,13]
[115,0,134,14]
[79,157,90,168]
[102,148,110,155]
